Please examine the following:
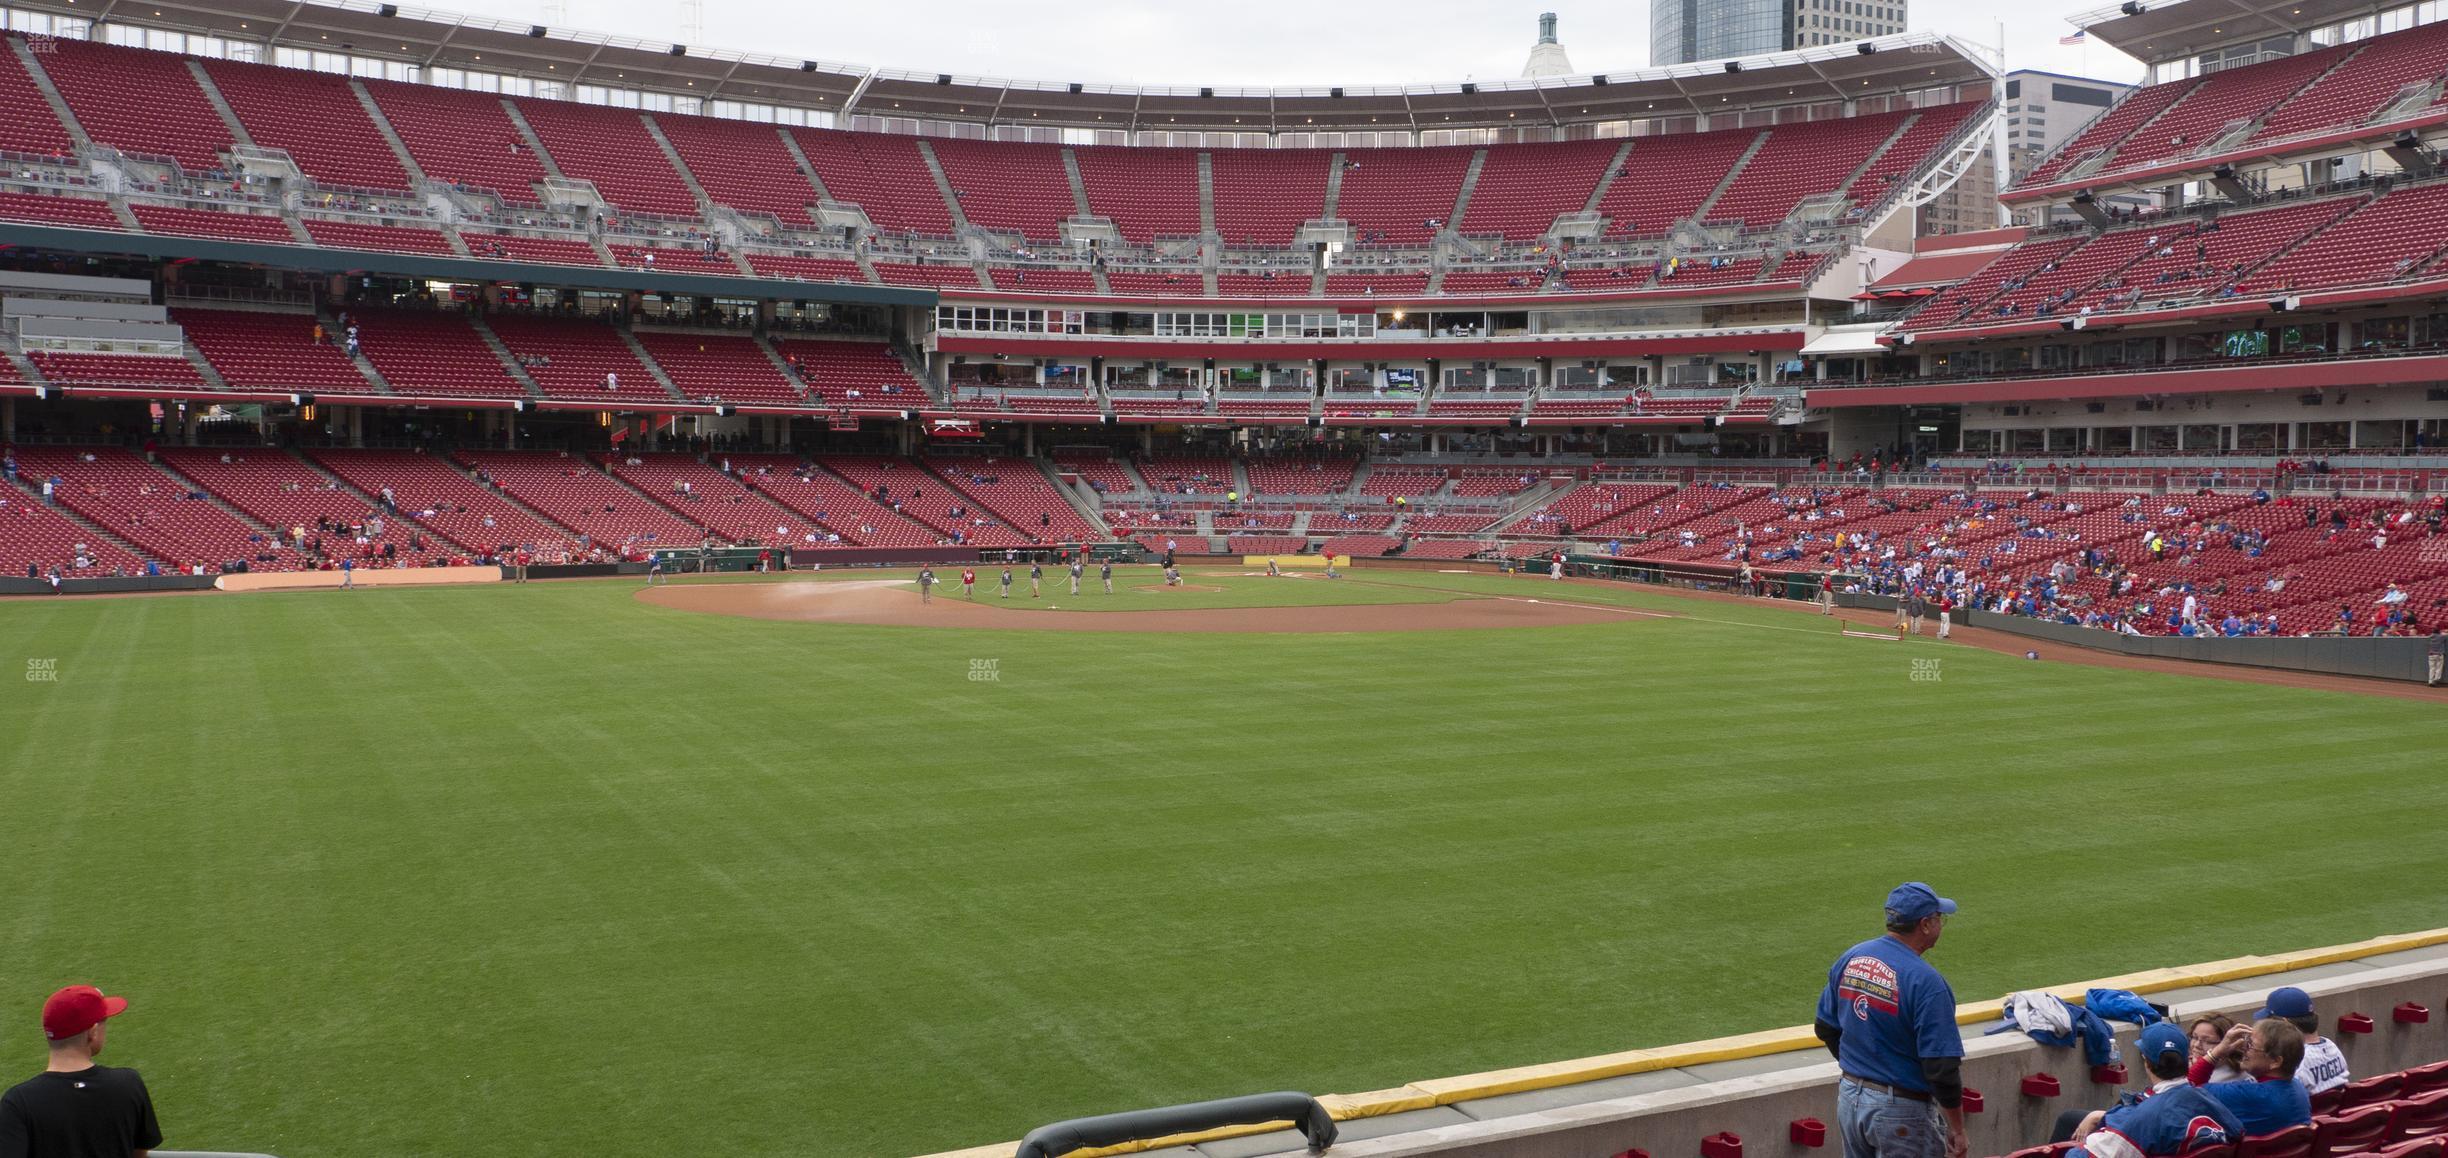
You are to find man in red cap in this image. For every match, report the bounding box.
[0,985,162,1157]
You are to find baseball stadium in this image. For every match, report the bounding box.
[1,0,2447,1155]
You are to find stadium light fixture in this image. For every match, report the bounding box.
[1724,61,1744,73]
[670,44,686,56]
[528,24,546,36]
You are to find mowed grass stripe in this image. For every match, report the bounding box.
[0,577,2442,1156]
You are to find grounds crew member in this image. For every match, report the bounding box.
[1029,562,1043,598]
[918,566,936,604]
[1815,882,1967,1158]
[999,567,1014,598]
[1100,560,1114,594]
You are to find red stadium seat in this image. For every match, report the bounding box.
[2344,1075,2409,1112]
[2242,1124,2318,1158]
[2402,1062,2448,1098]
[2375,1139,2446,1158]
[2391,1091,2448,1142]
[2313,1106,2397,1158]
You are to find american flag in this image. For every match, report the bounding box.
[2060,29,2088,44]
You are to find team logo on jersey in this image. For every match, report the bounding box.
[2180,1117,2231,1150]
[1839,956,1901,1019]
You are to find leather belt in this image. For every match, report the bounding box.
[1844,1074,1932,1102]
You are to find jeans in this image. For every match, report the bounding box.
[1839,1078,1949,1158]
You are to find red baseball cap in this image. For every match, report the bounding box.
[41,986,129,1041]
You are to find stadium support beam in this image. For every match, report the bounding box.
[1401,88,1419,137]
[838,70,878,120]
[268,0,309,48]
[986,81,1010,127]
[700,57,745,102]
[563,38,612,87]
[419,20,466,71]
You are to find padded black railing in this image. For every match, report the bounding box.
[1015,1091,1337,1158]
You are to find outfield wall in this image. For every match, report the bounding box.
[931,930,2448,1158]
[0,575,216,596]
[1959,611,2436,684]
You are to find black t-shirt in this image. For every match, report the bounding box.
[0,1065,162,1158]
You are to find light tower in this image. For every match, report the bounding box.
[1522,12,1574,78]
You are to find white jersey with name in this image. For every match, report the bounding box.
[2295,1037,2350,1094]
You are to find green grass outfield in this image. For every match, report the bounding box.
[2,569,2445,1157]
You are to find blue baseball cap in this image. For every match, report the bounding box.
[1885,882,1958,924]
[2135,1023,2190,1066]
[2257,986,2314,1020]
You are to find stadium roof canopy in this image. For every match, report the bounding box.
[2064,0,2389,65]
[23,0,1998,133]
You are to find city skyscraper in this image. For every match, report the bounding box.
[1649,0,1910,66]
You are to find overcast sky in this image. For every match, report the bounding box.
[530,0,2148,90]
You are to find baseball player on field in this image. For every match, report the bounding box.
[647,553,665,585]
[1029,562,1042,597]
[1100,560,1113,594]
[918,566,936,604]
[1266,557,1281,577]
[961,567,977,599]
[999,567,1014,598]
[1069,558,1083,595]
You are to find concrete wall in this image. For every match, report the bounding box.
[1006,939,2448,1158]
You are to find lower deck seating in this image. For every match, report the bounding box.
[602,453,822,546]
[307,449,573,554]
[922,456,1103,543]
[457,450,708,550]
[13,446,300,572]
[155,448,448,565]
[0,482,149,577]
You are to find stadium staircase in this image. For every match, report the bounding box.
[179,340,233,394]
[346,80,431,187]
[2,472,154,567]
[181,58,256,151]
[456,461,578,542]
[498,100,565,180]
[774,128,839,208]
[463,316,547,401]
[8,36,88,149]
[1196,151,1218,238]
[1833,114,1923,202]
[1686,132,1770,229]
[913,139,972,233]
[142,453,288,540]
[613,328,691,402]
[1035,457,1113,537]
[1579,141,1637,215]
[1444,148,1488,237]
[318,309,399,394]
